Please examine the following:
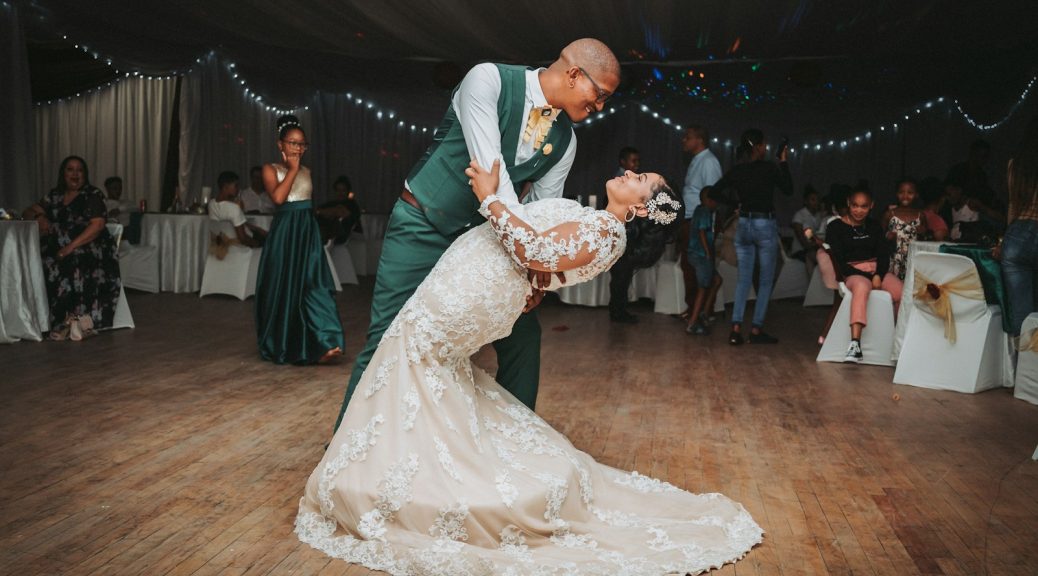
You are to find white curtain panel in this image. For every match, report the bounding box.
[33,77,176,210]
[0,4,37,212]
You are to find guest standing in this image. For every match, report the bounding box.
[23,156,121,340]
[678,126,722,316]
[609,147,642,324]
[255,115,344,364]
[996,119,1038,337]
[826,188,903,363]
[712,129,793,345]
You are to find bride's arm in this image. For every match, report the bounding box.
[467,160,623,273]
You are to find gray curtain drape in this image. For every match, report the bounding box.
[179,54,433,213]
[32,76,176,209]
[0,3,36,211]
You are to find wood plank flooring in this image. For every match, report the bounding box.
[1,283,1035,575]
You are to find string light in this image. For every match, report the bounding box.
[955,76,1036,130]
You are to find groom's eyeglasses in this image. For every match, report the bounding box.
[578,67,612,103]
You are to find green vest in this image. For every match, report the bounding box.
[407,64,574,237]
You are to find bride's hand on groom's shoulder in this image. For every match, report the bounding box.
[465,158,500,201]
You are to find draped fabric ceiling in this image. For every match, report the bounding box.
[28,0,1038,126]
[12,0,1038,214]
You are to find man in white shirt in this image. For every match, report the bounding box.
[678,126,722,316]
[239,165,275,214]
[790,185,822,275]
[103,176,131,226]
[208,171,265,248]
[335,39,621,432]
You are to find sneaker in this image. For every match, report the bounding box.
[844,340,863,363]
[728,330,743,345]
[685,322,709,336]
[699,313,716,326]
[748,331,779,344]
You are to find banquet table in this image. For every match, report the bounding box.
[893,240,1008,358]
[140,213,210,293]
[0,221,51,342]
[557,264,660,307]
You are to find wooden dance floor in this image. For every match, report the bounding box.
[1,285,1036,575]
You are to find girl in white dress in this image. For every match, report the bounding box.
[296,160,762,575]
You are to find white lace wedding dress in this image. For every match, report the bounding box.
[296,198,762,575]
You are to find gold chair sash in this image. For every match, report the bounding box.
[208,232,241,260]
[912,267,984,343]
[1020,329,1038,353]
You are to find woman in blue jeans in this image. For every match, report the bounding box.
[712,129,793,344]
[996,118,1038,337]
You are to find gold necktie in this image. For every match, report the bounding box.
[523,107,560,150]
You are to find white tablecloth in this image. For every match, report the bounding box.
[350,214,390,275]
[140,214,210,293]
[0,221,50,342]
[557,264,660,307]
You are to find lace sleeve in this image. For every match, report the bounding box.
[478,195,626,273]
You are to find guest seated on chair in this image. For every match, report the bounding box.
[23,156,122,340]
[881,179,928,281]
[826,187,903,363]
[791,184,822,276]
[919,177,949,241]
[102,176,131,226]
[316,175,363,244]
[239,165,275,214]
[208,171,265,250]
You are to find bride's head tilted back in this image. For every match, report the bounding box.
[606,171,680,224]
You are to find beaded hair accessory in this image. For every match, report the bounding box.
[646,191,680,225]
[279,120,300,132]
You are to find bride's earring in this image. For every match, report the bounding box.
[625,206,637,222]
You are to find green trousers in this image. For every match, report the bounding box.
[333,200,541,432]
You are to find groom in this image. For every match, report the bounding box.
[333,39,620,432]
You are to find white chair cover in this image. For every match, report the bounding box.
[802,266,835,307]
[653,258,687,315]
[893,253,1009,393]
[198,220,263,300]
[771,244,810,301]
[322,241,353,287]
[105,223,134,330]
[1014,313,1038,405]
[817,281,896,366]
[326,241,359,285]
[118,240,160,293]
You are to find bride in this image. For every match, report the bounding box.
[296,160,763,575]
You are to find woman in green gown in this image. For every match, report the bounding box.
[255,115,344,364]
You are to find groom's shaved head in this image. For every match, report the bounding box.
[559,38,621,80]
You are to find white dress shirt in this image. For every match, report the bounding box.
[407,63,577,220]
[681,148,722,219]
[208,200,247,227]
[240,187,275,213]
[791,207,822,253]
